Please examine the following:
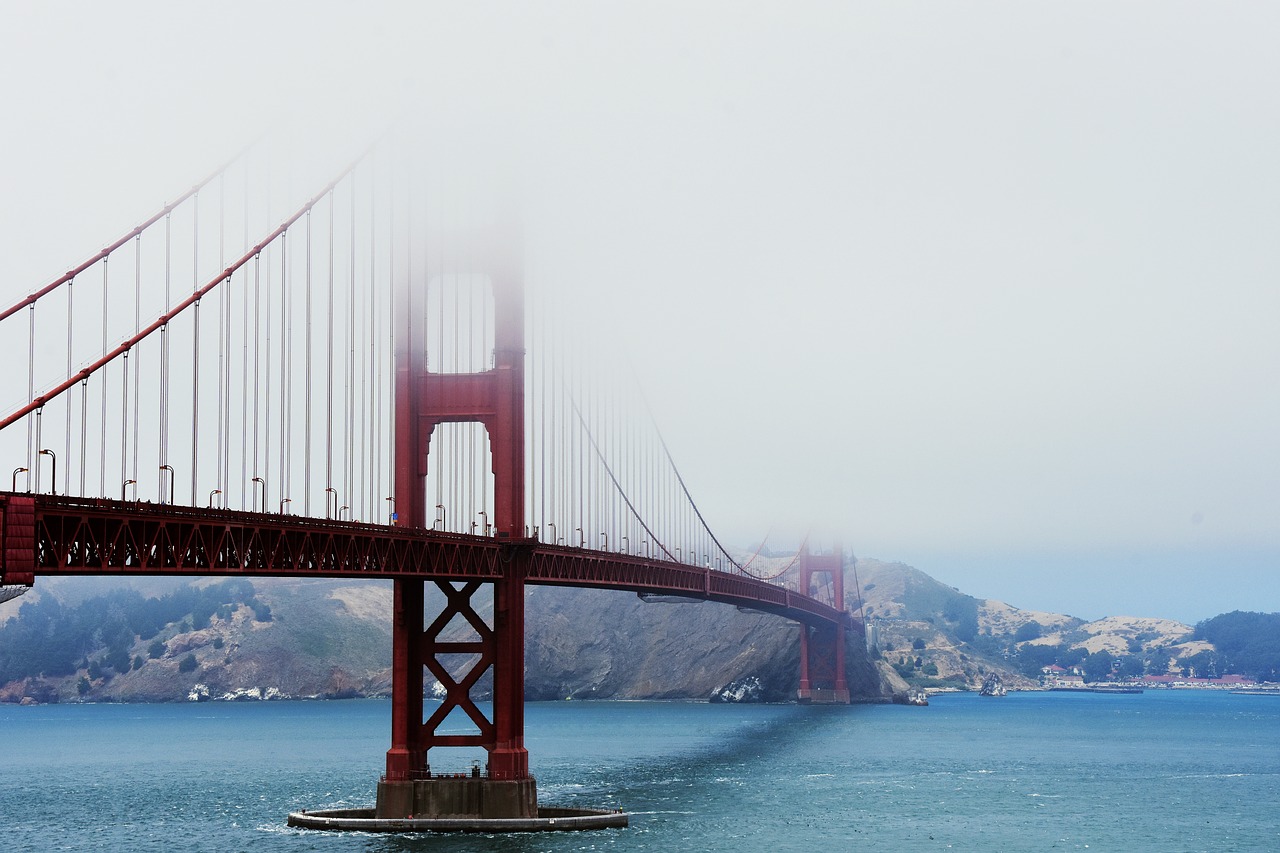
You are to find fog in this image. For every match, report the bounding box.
[2,3,1277,623]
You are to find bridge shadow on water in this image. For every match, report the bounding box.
[358,702,869,853]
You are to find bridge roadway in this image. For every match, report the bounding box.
[0,494,850,630]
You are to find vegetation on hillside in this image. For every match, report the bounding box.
[0,580,270,686]
[1192,611,1280,682]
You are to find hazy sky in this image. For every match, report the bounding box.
[2,3,1277,624]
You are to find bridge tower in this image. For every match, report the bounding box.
[796,544,851,704]
[378,217,536,819]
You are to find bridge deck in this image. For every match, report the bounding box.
[0,494,851,630]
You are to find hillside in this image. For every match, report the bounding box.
[0,573,904,705]
[855,558,1204,689]
[6,553,1252,705]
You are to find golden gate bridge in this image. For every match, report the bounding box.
[0,140,858,831]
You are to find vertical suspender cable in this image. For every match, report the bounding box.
[465,202,474,526]
[326,192,335,514]
[279,233,289,509]
[27,304,35,484]
[253,253,262,507]
[263,243,272,509]
[99,256,108,496]
[370,159,381,521]
[159,213,171,500]
[304,209,313,516]
[356,173,367,520]
[121,349,129,495]
[434,196,444,520]
[132,235,141,489]
[191,296,201,506]
[376,160,385,522]
[80,377,88,496]
[64,278,73,494]
[347,176,356,518]
[217,174,226,505]
[242,167,252,509]
[539,273,546,536]
[191,193,200,506]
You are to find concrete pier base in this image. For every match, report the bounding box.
[288,806,628,833]
[288,775,627,834]
[798,686,851,704]
[375,776,538,820]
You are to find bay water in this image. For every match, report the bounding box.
[2,691,1278,851]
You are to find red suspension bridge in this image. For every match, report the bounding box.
[0,143,859,826]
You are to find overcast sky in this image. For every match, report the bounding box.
[2,3,1277,624]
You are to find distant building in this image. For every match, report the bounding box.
[1140,674,1256,689]
[1039,665,1086,688]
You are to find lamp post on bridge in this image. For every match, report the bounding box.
[208,489,221,508]
[122,479,136,501]
[251,477,265,513]
[38,449,55,495]
[11,466,27,492]
[158,464,174,505]
[325,487,338,519]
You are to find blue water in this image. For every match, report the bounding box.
[3,692,1279,851]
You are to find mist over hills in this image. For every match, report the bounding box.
[0,557,1271,705]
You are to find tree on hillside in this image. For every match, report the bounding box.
[1013,642,1062,678]
[1082,650,1114,683]
[1014,621,1043,643]
[1114,656,1143,680]
[1181,650,1222,679]
[1194,611,1280,682]
[1145,646,1173,675]
[0,580,264,689]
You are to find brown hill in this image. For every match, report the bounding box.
[1,574,903,704]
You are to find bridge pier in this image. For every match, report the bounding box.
[379,570,533,819]
[796,545,850,705]
[359,215,621,831]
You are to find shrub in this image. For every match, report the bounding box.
[1014,621,1043,643]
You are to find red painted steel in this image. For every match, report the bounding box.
[0,494,852,630]
[797,544,851,703]
[389,217,529,780]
